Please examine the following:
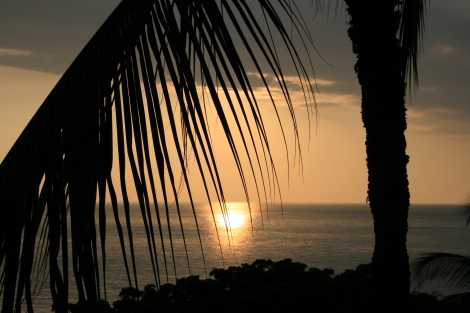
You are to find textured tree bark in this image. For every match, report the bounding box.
[345,0,411,311]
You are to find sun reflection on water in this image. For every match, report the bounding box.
[216,202,250,230]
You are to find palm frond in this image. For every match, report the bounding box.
[411,253,470,292]
[440,292,470,304]
[311,0,427,91]
[398,0,428,89]
[0,0,315,311]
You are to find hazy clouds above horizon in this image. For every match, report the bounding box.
[1,0,469,203]
[0,0,120,74]
[1,1,468,130]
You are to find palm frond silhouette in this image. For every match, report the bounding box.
[412,253,470,297]
[411,198,470,303]
[0,1,315,311]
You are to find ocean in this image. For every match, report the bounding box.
[27,203,470,311]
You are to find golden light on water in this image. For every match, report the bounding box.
[216,202,250,230]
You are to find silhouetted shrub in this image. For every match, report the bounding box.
[64,299,113,313]
[66,259,470,312]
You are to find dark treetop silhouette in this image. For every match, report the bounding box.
[0,0,426,312]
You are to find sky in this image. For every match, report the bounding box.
[0,1,469,204]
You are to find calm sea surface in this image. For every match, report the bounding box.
[28,203,470,311]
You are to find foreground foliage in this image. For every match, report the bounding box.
[65,259,470,313]
[1,1,316,311]
[411,203,470,303]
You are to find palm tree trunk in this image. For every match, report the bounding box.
[345,0,410,311]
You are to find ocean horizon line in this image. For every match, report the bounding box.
[100,201,464,206]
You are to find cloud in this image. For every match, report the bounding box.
[316,93,360,110]
[0,47,32,56]
[408,107,459,118]
[430,107,459,114]
[418,86,438,92]
[436,133,470,140]
[406,106,470,139]
[314,79,335,86]
[433,45,457,54]
[243,73,360,114]
[407,122,436,133]
[246,72,336,89]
